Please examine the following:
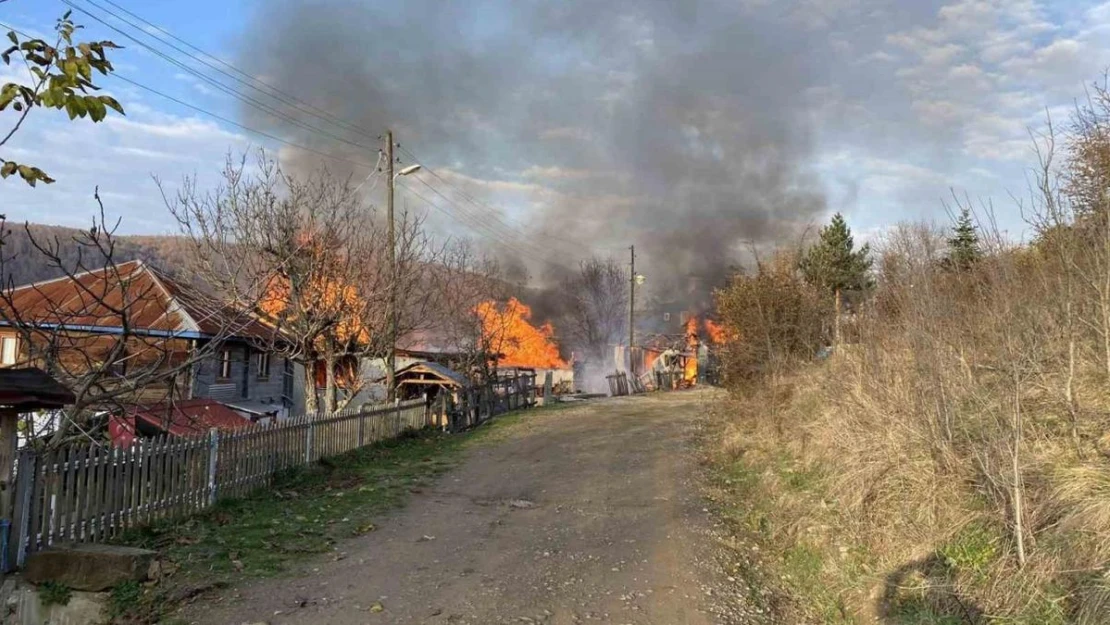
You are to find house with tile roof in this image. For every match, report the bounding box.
[0,260,302,424]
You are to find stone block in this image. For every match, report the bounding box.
[24,543,155,592]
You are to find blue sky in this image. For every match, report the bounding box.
[5,0,1110,261]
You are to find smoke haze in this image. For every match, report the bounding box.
[238,0,836,299]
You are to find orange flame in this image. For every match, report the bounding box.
[704,318,728,344]
[684,314,699,381]
[259,230,372,346]
[477,298,566,368]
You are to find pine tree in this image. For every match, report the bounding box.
[946,207,981,270]
[799,213,873,295]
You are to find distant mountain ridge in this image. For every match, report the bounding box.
[2,223,191,286]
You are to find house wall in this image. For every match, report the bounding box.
[191,341,292,407]
[0,329,191,403]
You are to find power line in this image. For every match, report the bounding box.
[62,0,383,154]
[91,0,381,142]
[396,180,578,271]
[110,74,380,171]
[397,145,604,255]
[0,16,599,268]
[405,174,556,254]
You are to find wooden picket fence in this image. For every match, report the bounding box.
[7,374,538,568]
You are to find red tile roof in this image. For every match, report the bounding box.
[111,398,252,445]
[2,260,277,341]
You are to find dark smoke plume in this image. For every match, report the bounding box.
[237,0,830,302]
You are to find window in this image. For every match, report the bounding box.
[0,336,17,366]
[218,349,232,379]
[257,352,271,380]
[663,312,671,322]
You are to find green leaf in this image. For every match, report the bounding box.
[1,44,17,65]
[65,97,85,120]
[0,162,16,178]
[85,96,105,122]
[62,58,78,79]
[0,84,17,110]
[100,95,124,115]
[6,31,17,45]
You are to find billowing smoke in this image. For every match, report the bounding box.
[237,0,829,303]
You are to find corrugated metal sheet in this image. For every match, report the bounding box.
[2,260,277,340]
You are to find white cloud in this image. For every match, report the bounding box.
[520,166,597,181]
[2,105,248,233]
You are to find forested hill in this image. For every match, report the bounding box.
[1,223,190,285]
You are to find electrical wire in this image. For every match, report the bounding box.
[110,74,381,171]
[1,14,603,267]
[91,0,381,142]
[396,180,579,271]
[62,0,383,154]
[60,1,608,263]
[397,145,607,255]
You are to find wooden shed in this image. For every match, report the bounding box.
[393,362,468,427]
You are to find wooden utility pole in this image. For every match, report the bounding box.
[385,130,397,400]
[628,245,635,374]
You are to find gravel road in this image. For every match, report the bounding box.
[181,390,769,625]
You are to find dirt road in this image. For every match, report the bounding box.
[182,390,764,625]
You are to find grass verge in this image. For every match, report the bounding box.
[109,405,553,623]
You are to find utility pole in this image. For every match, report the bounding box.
[385,130,397,400]
[628,245,635,375]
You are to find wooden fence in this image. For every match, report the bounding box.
[446,374,537,432]
[607,370,684,396]
[8,374,537,568]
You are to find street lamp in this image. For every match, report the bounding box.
[395,164,422,178]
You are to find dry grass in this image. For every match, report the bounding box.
[712,253,1110,622]
[706,89,1110,622]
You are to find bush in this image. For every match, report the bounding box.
[714,250,828,390]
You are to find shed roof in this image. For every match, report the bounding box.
[123,399,252,437]
[394,361,468,387]
[0,367,75,410]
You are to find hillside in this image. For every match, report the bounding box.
[1,223,194,285]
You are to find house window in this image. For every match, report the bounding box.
[218,349,232,380]
[0,336,17,367]
[663,312,671,322]
[257,352,271,380]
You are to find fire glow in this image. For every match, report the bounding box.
[476,298,567,369]
[682,314,728,382]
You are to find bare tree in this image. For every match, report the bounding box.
[558,256,627,365]
[166,153,361,413]
[166,152,435,413]
[0,198,249,446]
[431,239,509,381]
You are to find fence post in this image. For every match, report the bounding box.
[10,449,35,570]
[206,428,219,507]
[305,418,315,464]
[357,409,365,447]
